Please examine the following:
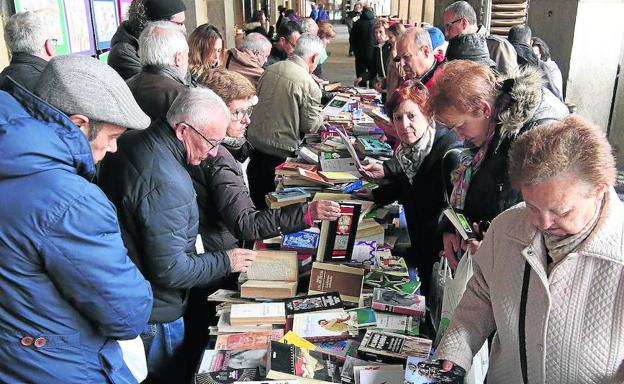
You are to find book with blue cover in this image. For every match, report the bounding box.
[282,228,321,251]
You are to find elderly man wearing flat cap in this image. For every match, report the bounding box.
[109,0,187,80]
[0,55,153,383]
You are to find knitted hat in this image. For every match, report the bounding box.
[446,33,496,67]
[427,26,445,50]
[34,55,150,130]
[143,0,186,21]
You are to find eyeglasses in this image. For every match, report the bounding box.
[285,38,297,48]
[183,122,222,151]
[231,106,254,121]
[444,18,463,31]
[49,38,59,46]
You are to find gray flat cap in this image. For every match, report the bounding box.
[34,55,150,130]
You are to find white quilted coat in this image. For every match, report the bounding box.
[434,189,624,383]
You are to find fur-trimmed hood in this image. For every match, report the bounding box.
[496,65,568,141]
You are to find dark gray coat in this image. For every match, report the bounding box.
[189,144,308,251]
[98,120,230,323]
[0,53,47,92]
[107,21,141,80]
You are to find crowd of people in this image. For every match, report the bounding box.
[0,0,623,383]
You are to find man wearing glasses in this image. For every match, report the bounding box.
[0,11,56,92]
[265,21,303,67]
[442,1,517,77]
[98,88,257,383]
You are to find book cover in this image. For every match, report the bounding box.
[282,228,321,251]
[358,330,432,360]
[346,307,377,328]
[314,340,360,361]
[229,302,286,325]
[215,330,284,350]
[354,365,404,384]
[374,313,420,336]
[319,151,359,173]
[317,203,362,262]
[195,368,260,384]
[340,357,383,384]
[319,171,359,184]
[371,288,426,318]
[268,188,311,202]
[374,254,408,277]
[442,207,477,241]
[240,280,298,300]
[308,262,365,304]
[207,289,254,303]
[292,310,357,342]
[285,292,344,316]
[279,330,317,350]
[298,168,333,186]
[364,272,420,295]
[267,341,343,383]
[404,356,430,384]
[198,349,267,373]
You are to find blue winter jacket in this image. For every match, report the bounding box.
[0,80,153,383]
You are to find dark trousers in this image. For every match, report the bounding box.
[247,150,285,209]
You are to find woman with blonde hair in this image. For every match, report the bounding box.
[188,23,224,79]
[428,60,568,269]
[436,115,624,383]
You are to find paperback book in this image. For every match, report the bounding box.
[285,292,344,316]
[317,203,362,262]
[371,288,426,318]
[358,330,432,361]
[267,341,343,383]
[194,368,259,384]
[292,310,358,342]
[229,302,286,326]
[215,330,284,350]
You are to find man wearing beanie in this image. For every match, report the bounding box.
[0,55,153,383]
[108,0,186,80]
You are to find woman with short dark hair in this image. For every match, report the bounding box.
[435,114,624,383]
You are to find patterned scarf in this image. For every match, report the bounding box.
[544,192,605,274]
[395,125,435,183]
[449,120,498,209]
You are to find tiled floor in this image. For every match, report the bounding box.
[322,23,357,86]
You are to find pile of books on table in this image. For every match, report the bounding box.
[193,89,445,384]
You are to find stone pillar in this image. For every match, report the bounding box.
[529,0,624,131]
[204,0,236,49]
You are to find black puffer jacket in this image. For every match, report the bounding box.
[0,53,47,92]
[189,144,309,252]
[441,66,569,233]
[98,120,230,323]
[108,21,141,80]
[373,128,461,292]
[126,65,189,121]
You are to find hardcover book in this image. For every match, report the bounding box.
[240,251,298,299]
[358,330,432,361]
[292,310,358,342]
[215,310,275,334]
[229,302,287,326]
[266,341,343,384]
[317,203,362,262]
[284,292,344,316]
[371,288,426,318]
[308,262,365,304]
[215,330,284,350]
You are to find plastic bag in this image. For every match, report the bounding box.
[428,255,451,332]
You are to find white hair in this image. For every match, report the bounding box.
[139,21,188,67]
[240,32,271,53]
[413,28,433,50]
[294,33,323,60]
[4,11,53,55]
[444,1,478,25]
[167,86,230,130]
[299,18,318,34]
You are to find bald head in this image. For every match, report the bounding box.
[396,28,435,79]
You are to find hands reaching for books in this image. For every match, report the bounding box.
[309,200,341,221]
[441,360,455,372]
[353,77,363,87]
[227,248,258,273]
[353,188,373,201]
[359,162,384,179]
[442,229,484,270]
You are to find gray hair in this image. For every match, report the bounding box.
[413,28,433,50]
[444,1,477,25]
[240,32,271,53]
[166,86,230,130]
[139,21,188,67]
[4,11,53,55]
[299,18,318,34]
[294,33,324,60]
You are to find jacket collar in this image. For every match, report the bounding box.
[507,188,624,266]
[9,53,48,71]
[289,55,310,72]
[141,64,188,85]
[229,48,262,68]
[151,119,187,166]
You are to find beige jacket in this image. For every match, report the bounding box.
[477,25,518,77]
[435,189,624,383]
[247,56,323,158]
[225,48,264,88]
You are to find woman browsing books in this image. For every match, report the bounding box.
[357,80,462,295]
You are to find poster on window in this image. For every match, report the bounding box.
[117,0,132,21]
[91,0,119,50]
[63,0,96,54]
[14,0,70,55]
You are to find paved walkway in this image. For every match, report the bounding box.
[322,23,356,86]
